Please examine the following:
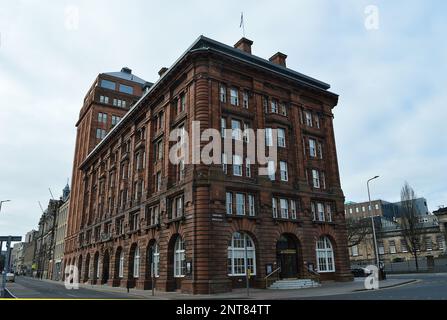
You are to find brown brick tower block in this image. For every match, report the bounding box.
[64,36,353,294]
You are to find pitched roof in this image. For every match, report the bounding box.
[80,35,336,167]
[192,36,331,90]
[103,67,151,87]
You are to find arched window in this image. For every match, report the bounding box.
[316,236,335,272]
[150,243,160,277]
[96,255,101,279]
[119,251,124,278]
[174,237,185,277]
[227,232,256,276]
[133,246,140,278]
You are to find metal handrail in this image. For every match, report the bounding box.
[304,266,321,283]
[264,267,281,288]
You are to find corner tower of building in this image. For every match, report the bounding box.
[65,68,151,257]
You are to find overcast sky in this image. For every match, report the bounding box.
[0,0,446,240]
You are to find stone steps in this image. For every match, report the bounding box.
[268,279,320,290]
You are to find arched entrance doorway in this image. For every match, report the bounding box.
[93,252,100,284]
[102,251,110,284]
[77,255,83,283]
[276,234,299,279]
[84,254,90,282]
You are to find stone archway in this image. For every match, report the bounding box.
[77,255,83,283]
[102,250,110,284]
[276,234,301,279]
[93,252,100,284]
[167,234,184,291]
[84,253,90,283]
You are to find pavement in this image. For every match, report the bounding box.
[3,274,421,300]
[317,273,447,300]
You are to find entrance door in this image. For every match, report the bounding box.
[276,235,299,279]
[102,252,110,284]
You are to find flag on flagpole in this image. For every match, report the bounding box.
[240,12,245,37]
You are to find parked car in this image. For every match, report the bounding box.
[6,272,15,282]
[351,267,373,277]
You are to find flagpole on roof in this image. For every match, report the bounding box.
[240,12,245,38]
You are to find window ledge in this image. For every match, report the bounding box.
[166,216,185,225]
[273,218,302,224]
[171,112,187,128]
[152,131,164,142]
[135,139,146,151]
[145,223,161,231]
[312,221,335,226]
[226,214,259,221]
[126,229,140,237]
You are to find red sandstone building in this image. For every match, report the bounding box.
[64,36,352,294]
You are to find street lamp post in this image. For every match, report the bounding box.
[367,176,380,269]
[0,200,11,216]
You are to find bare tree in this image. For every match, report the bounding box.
[346,217,371,248]
[400,182,425,272]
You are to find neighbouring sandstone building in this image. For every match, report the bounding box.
[52,184,71,281]
[35,199,62,279]
[64,36,352,294]
[346,199,446,265]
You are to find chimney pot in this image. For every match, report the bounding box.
[234,37,253,54]
[158,67,168,77]
[269,52,287,67]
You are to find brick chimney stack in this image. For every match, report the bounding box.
[234,37,253,54]
[158,67,168,77]
[269,52,287,67]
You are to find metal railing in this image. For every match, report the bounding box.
[264,267,281,288]
[303,266,321,283]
